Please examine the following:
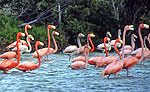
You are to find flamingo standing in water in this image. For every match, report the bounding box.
[71,33,95,62]
[33,31,59,58]
[88,37,110,65]
[32,25,56,58]
[119,34,137,56]
[16,41,44,72]
[101,25,134,78]
[69,44,89,69]
[101,39,123,78]
[0,32,25,73]
[123,23,149,76]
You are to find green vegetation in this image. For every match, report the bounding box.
[0,0,150,52]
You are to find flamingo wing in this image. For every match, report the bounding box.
[63,45,78,53]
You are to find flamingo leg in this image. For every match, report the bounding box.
[126,69,129,76]
[107,74,111,79]
[4,69,9,74]
[115,73,118,78]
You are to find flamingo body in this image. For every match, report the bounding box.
[63,45,77,53]
[123,57,138,69]
[0,51,17,59]
[72,56,85,62]
[70,61,86,69]
[88,56,104,65]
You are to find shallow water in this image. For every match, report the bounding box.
[0,52,150,92]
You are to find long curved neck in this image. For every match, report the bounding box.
[77,36,82,48]
[36,44,41,68]
[122,28,127,60]
[138,27,144,61]
[16,35,20,65]
[25,26,30,42]
[88,37,95,52]
[48,28,51,51]
[104,38,108,57]
[26,36,32,52]
[52,33,58,53]
[131,36,135,50]
[115,41,122,59]
[144,37,148,50]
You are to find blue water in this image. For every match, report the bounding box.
[0,52,150,92]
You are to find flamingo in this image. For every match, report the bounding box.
[15,41,44,72]
[95,37,120,68]
[33,30,59,58]
[6,40,27,49]
[123,23,149,76]
[32,25,56,58]
[69,44,89,69]
[71,33,95,62]
[12,34,34,53]
[119,34,137,56]
[0,32,25,73]
[134,24,150,60]
[88,37,110,65]
[97,31,111,52]
[110,29,122,49]
[101,39,123,78]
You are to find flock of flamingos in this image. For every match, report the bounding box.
[0,23,150,79]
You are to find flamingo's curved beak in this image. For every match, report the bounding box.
[81,33,85,37]
[55,32,59,35]
[107,31,112,38]
[51,25,56,29]
[144,24,149,29]
[129,25,134,30]
[28,25,32,29]
[119,40,123,44]
[40,42,44,46]
[90,33,95,37]
[28,34,34,40]
[21,33,25,36]
[107,38,110,42]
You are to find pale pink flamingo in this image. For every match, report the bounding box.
[32,25,56,58]
[119,34,137,56]
[123,23,149,76]
[16,41,44,72]
[101,39,123,78]
[69,44,89,69]
[71,33,95,62]
[33,30,59,58]
[0,32,25,73]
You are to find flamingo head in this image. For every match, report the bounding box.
[36,41,44,46]
[115,39,123,44]
[132,34,137,42]
[28,34,34,40]
[104,37,110,42]
[25,24,32,29]
[106,31,112,38]
[17,32,25,37]
[125,25,134,31]
[48,25,56,30]
[53,31,59,35]
[88,33,95,38]
[78,33,85,37]
[118,29,121,35]
[140,23,149,29]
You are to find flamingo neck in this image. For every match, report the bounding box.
[36,43,41,68]
[122,28,127,60]
[104,38,108,57]
[26,36,32,52]
[25,26,30,42]
[52,33,58,53]
[131,36,135,50]
[88,37,95,52]
[138,27,144,61]
[114,41,122,59]
[144,37,149,50]
[118,31,121,40]
[16,36,20,65]
[77,36,82,48]
[48,28,51,51]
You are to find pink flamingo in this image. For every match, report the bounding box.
[71,33,95,62]
[95,37,119,68]
[69,44,89,69]
[134,24,150,60]
[0,32,25,73]
[101,39,123,78]
[32,25,56,58]
[33,30,59,58]
[88,37,110,66]
[16,41,44,72]
[123,23,149,76]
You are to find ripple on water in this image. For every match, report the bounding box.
[0,53,150,92]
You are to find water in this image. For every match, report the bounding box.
[0,52,150,92]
